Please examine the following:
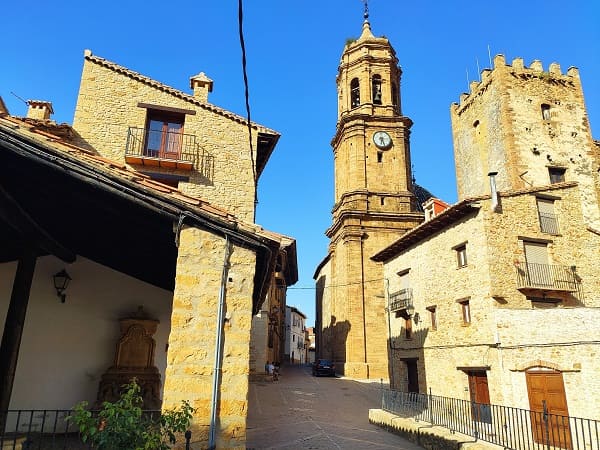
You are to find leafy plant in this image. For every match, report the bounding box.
[68,380,194,450]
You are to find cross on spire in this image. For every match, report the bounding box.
[361,0,369,20]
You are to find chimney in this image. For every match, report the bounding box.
[26,100,54,120]
[488,171,499,212]
[190,72,213,102]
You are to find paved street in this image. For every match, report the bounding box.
[246,364,423,449]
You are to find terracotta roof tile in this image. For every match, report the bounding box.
[85,52,279,136]
[0,114,294,249]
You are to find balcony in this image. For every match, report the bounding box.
[515,262,579,294]
[125,127,198,170]
[389,288,413,313]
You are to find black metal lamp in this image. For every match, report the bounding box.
[53,269,71,303]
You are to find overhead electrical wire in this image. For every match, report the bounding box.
[237,0,258,214]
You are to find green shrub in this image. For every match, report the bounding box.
[69,380,194,450]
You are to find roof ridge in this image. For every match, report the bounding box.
[84,52,279,136]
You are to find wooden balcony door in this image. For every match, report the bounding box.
[145,111,184,159]
[526,370,572,449]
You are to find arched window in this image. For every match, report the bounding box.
[541,104,551,121]
[391,82,398,110]
[350,78,360,108]
[372,75,382,105]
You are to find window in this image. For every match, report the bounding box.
[391,83,398,111]
[427,306,437,331]
[350,78,360,108]
[536,197,559,234]
[145,110,185,158]
[548,167,566,184]
[459,299,471,324]
[404,317,412,339]
[523,241,550,287]
[541,103,551,121]
[377,151,383,163]
[372,75,382,104]
[455,244,467,268]
[293,335,295,342]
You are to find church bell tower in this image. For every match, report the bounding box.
[315,7,424,379]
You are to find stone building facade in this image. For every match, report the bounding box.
[371,54,600,434]
[72,50,280,223]
[249,237,297,380]
[451,54,600,229]
[0,49,297,449]
[314,15,424,380]
[373,182,600,424]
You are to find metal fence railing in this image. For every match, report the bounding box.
[0,409,192,450]
[381,389,599,450]
[389,288,413,313]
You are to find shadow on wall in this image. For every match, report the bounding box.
[387,323,429,395]
[320,315,350,370]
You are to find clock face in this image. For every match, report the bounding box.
[373,131,392,149]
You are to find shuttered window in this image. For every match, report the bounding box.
[524,241,551,287]
[537,198,559,234]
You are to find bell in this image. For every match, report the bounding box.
[374,89,382,104]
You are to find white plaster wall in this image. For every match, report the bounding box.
[0,255,172,411]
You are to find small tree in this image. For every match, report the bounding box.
[69,380,194,450]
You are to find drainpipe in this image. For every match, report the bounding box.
[488,171,499,212]
[384,278,395,389]
[209,236,231,450]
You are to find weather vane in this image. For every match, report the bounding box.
[361,0,369,19]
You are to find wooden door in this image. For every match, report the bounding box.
[526,370,572,449]
[468,371,491,423]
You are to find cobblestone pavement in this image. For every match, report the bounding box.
[246,364,423,449]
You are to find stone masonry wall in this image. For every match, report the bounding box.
[163,226,256,449]
[382,185,600,420]
[72,57,257,222]
[451,55,600,228]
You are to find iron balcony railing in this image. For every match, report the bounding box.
[515,262,579,292]
[539,211,560,234]
[389,288,413,313]
[0,409,193,450]
[125,127,198,164]
[381,389,599,450]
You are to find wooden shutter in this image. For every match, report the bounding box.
[524,241,550,286]
[399,271,410,290]
[536,198,554,215]
[524,241,549,265]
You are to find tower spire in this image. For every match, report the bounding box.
[359,0,374,39]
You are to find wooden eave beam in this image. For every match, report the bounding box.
[0,184,75,263]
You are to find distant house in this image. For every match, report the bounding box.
[0,49,296,449]
[285,306,307,364]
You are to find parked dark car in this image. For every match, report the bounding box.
[312,359,336,377]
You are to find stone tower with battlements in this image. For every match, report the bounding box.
[451,54,600,229]
[314,12,423,380]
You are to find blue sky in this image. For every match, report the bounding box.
[2,1,599,326]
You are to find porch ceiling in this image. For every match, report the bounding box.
[0,144,177,292]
